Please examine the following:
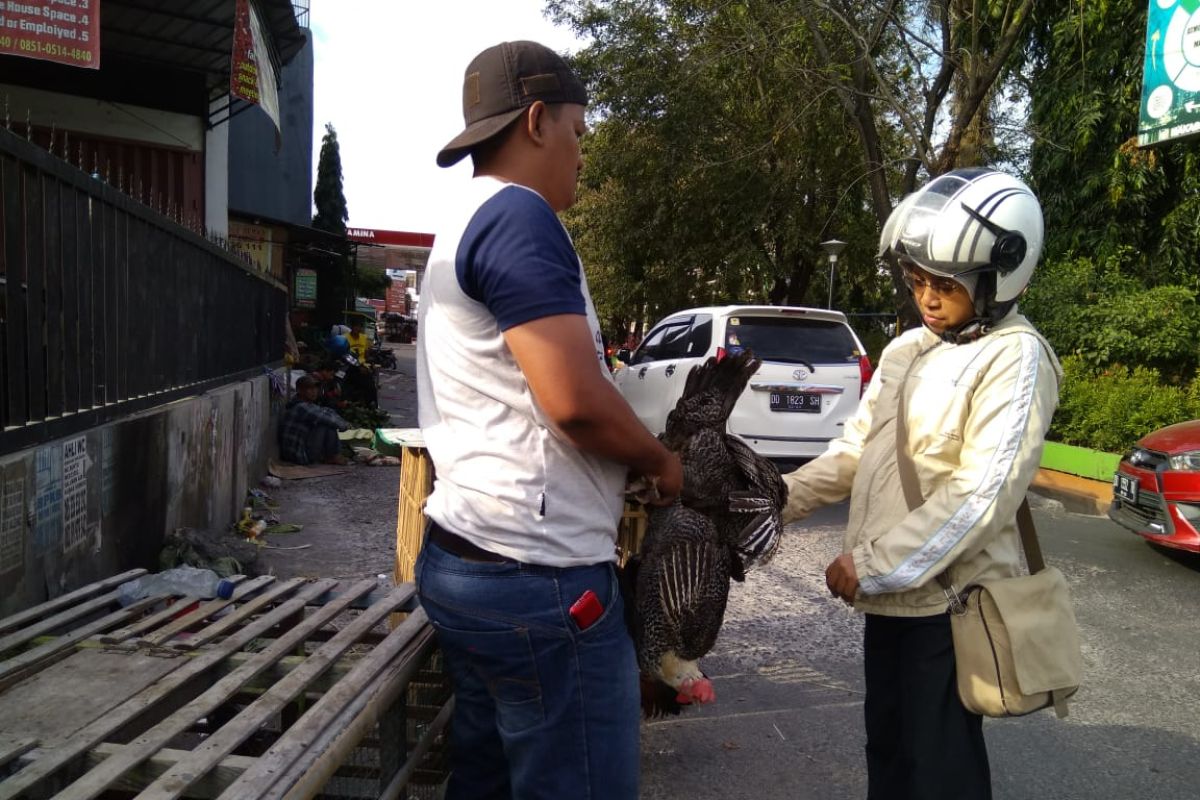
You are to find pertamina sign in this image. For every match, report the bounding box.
[1139,0,1200,146]
[0,0,101,69]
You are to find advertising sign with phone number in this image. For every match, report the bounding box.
[0,0,100,70]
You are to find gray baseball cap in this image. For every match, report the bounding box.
[436,40,588,168]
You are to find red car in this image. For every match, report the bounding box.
[1109,420,1200,553]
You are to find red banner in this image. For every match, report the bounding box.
[0,0,101,69]
[230,0,280,133]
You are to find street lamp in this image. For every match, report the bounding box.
[820,239,847,309]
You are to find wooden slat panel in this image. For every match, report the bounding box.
[253,621,437,800]
[170,577,309,651]
[42,176,63,419]
[44,579,380,800]
[77,743,255,798]
[135,585,419,800]
[3,153,28,427]
[0,568,146,636]
[137,575,269,646]
[0,578,337,800]
[0,593,167,693]
[0,736,37,772]
[99,575,259,645]
[0,588,123,658]
[23,166,46,423]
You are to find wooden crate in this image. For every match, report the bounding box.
[0,571,451,799]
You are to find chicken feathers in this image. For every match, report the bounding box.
[625,350,786,715]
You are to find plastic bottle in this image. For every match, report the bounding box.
[116,566,236,607]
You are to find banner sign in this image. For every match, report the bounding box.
[0,0,101,69]
[1139,0,1200,146]
[231,0,281,133]
[295,268,317,308]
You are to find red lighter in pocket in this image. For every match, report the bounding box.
[569,589,604,631]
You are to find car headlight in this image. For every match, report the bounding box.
[1168,451,1200,471]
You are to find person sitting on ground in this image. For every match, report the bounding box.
[279,376,352,466]
[309,361,343,407]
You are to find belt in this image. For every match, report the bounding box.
[428,522,514,563]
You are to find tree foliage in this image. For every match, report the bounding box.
[312,123,349,235]
[547,0,1038,332]
[1028,1,1200,285]
[309,123,391,321]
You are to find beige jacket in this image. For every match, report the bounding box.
[782,312,1062,616]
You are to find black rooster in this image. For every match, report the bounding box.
[624,350,786,715]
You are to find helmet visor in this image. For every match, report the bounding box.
[893,172,993,278]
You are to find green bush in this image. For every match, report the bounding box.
[1049,355,1200,453]
[1024,252,1200,381]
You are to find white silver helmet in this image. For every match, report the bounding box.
[879,168,1044,317]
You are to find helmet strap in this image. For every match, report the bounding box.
[936,269,1018,344]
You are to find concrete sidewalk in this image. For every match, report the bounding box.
[1030,468,1112,516]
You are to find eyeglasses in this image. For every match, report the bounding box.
[903,268,963,298]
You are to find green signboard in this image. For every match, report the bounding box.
[1139,0,1200,146]
[295,268,317,308]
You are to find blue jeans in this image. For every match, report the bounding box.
[415,537,640,800]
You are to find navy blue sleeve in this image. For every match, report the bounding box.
[455,186,586,331]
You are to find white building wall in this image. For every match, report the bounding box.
[0,84,205,151]
[205,95,230,239]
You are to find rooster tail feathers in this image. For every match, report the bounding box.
[677,350,761,423]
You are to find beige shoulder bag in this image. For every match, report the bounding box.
[894,363,1082,719]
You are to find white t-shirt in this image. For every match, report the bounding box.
[416,177,626,567]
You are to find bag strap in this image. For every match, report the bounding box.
[892,351,1046,599]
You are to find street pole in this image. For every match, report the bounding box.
[820,239,847,310]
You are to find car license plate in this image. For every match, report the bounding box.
[1113,473,1139,504]
[769,391,821,413]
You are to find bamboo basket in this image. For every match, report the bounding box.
[395,442,434,585]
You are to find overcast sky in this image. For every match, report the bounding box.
[309,1,582,235]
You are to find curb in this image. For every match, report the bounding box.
[1030,468,1111,517]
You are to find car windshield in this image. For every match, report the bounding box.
[725,316,860,364]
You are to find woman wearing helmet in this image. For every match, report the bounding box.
[780,168,1062,799]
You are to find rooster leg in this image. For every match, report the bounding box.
[657,650,716,704]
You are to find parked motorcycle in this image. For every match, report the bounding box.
[366,340,398,370]
[335,352,379,406]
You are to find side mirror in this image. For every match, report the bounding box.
[615,348,632,363]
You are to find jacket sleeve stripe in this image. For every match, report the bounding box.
[860,334,1040,595]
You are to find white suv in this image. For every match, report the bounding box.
[614,306,874,460]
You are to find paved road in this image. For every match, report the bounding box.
[365,346,1200,797]
[641,501,1200,799]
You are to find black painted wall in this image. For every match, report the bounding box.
[228,29,315,227]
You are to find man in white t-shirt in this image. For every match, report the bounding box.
[414,40,682,800]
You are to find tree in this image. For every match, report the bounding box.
[309,123,390,321]
[1028,0,1200,285]
[551,0,885,331]
[312,123,349,234]
[547,1,1039,330]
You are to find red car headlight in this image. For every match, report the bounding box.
[1167,451,1200,471]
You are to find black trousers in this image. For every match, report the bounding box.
[305,425,340,463]
[863,613,991,800]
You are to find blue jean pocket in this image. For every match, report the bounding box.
[429,620,546,734]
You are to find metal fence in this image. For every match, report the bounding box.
[0,126,287,454]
